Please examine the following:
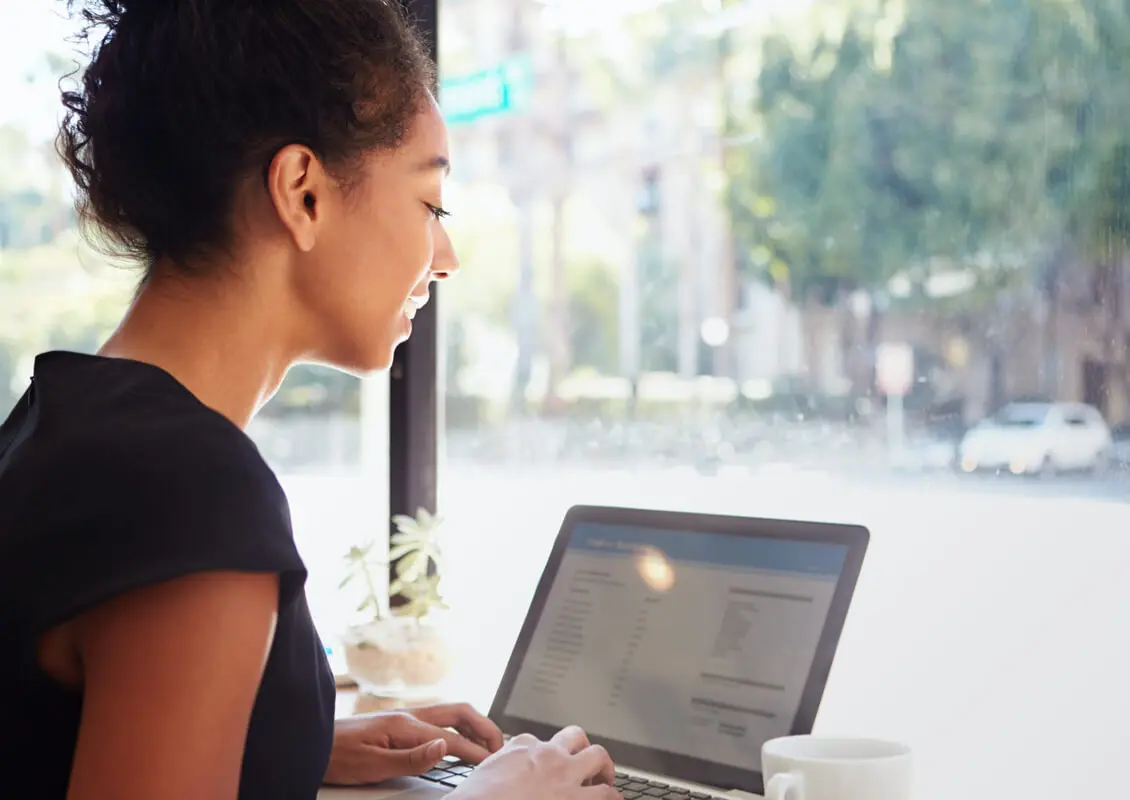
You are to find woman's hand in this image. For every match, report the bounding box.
[323,703,505,786]
[448,726,619,800]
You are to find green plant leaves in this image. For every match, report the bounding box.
[388,508,447,621]
[394,551,426,582]
[340,537,388,622]
[356,595,380,615]
[395,574,447,621]
[342,508,449,624]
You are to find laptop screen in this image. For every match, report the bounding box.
[500,520,850,774]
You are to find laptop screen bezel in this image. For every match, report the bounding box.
[487,504,870,797]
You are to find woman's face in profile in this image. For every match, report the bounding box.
[292,96,458,374]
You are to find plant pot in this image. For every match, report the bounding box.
[342,616,453,700]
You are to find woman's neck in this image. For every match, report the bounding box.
[99,270,297,429]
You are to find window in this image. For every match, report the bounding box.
[434,0,1130,797]
[259,372,389,673]
[0,4,386,671]
[0,11,132,406]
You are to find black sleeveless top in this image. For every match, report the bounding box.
[0,351,336,799]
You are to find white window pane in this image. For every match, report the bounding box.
[437,1,1130,797]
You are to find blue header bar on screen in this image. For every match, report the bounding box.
[570,522,848,577]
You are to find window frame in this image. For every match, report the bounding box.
[388,0,440,587]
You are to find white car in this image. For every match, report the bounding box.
[958,402,1112,476]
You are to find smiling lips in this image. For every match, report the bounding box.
[402,293,429,321]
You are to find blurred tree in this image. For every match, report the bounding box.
[567,257,620,374]
[725,0,1126,400]
[755,14,962,283]
[1035,0,1130,411]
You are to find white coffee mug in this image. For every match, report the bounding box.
[761,735,913,800]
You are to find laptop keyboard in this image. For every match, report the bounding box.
[418,756,474,789]
[420,756,719,798]
[610,774,717,799]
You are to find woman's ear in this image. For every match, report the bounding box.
[266,145,327,252]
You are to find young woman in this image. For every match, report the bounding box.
[0,1,618,798]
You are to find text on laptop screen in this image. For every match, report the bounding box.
[502,522,849,772]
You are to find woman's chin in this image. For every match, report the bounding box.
[319,341,400,377]
[312,317,411,376]
[362,342,401,374]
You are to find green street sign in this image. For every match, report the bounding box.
[440,56,534,126]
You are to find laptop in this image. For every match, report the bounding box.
[320,505,869,800]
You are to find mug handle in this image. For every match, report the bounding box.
[764,771,804,800]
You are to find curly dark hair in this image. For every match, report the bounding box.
[59,0,436,273]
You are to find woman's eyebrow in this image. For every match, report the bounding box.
[416,155,450,175]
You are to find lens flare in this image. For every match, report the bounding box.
[634,546,675,592]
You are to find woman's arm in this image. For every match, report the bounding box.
[65,570,280,800]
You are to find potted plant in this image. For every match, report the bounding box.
[339,507,453,699]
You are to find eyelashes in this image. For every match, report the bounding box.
[425,203,450,221]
